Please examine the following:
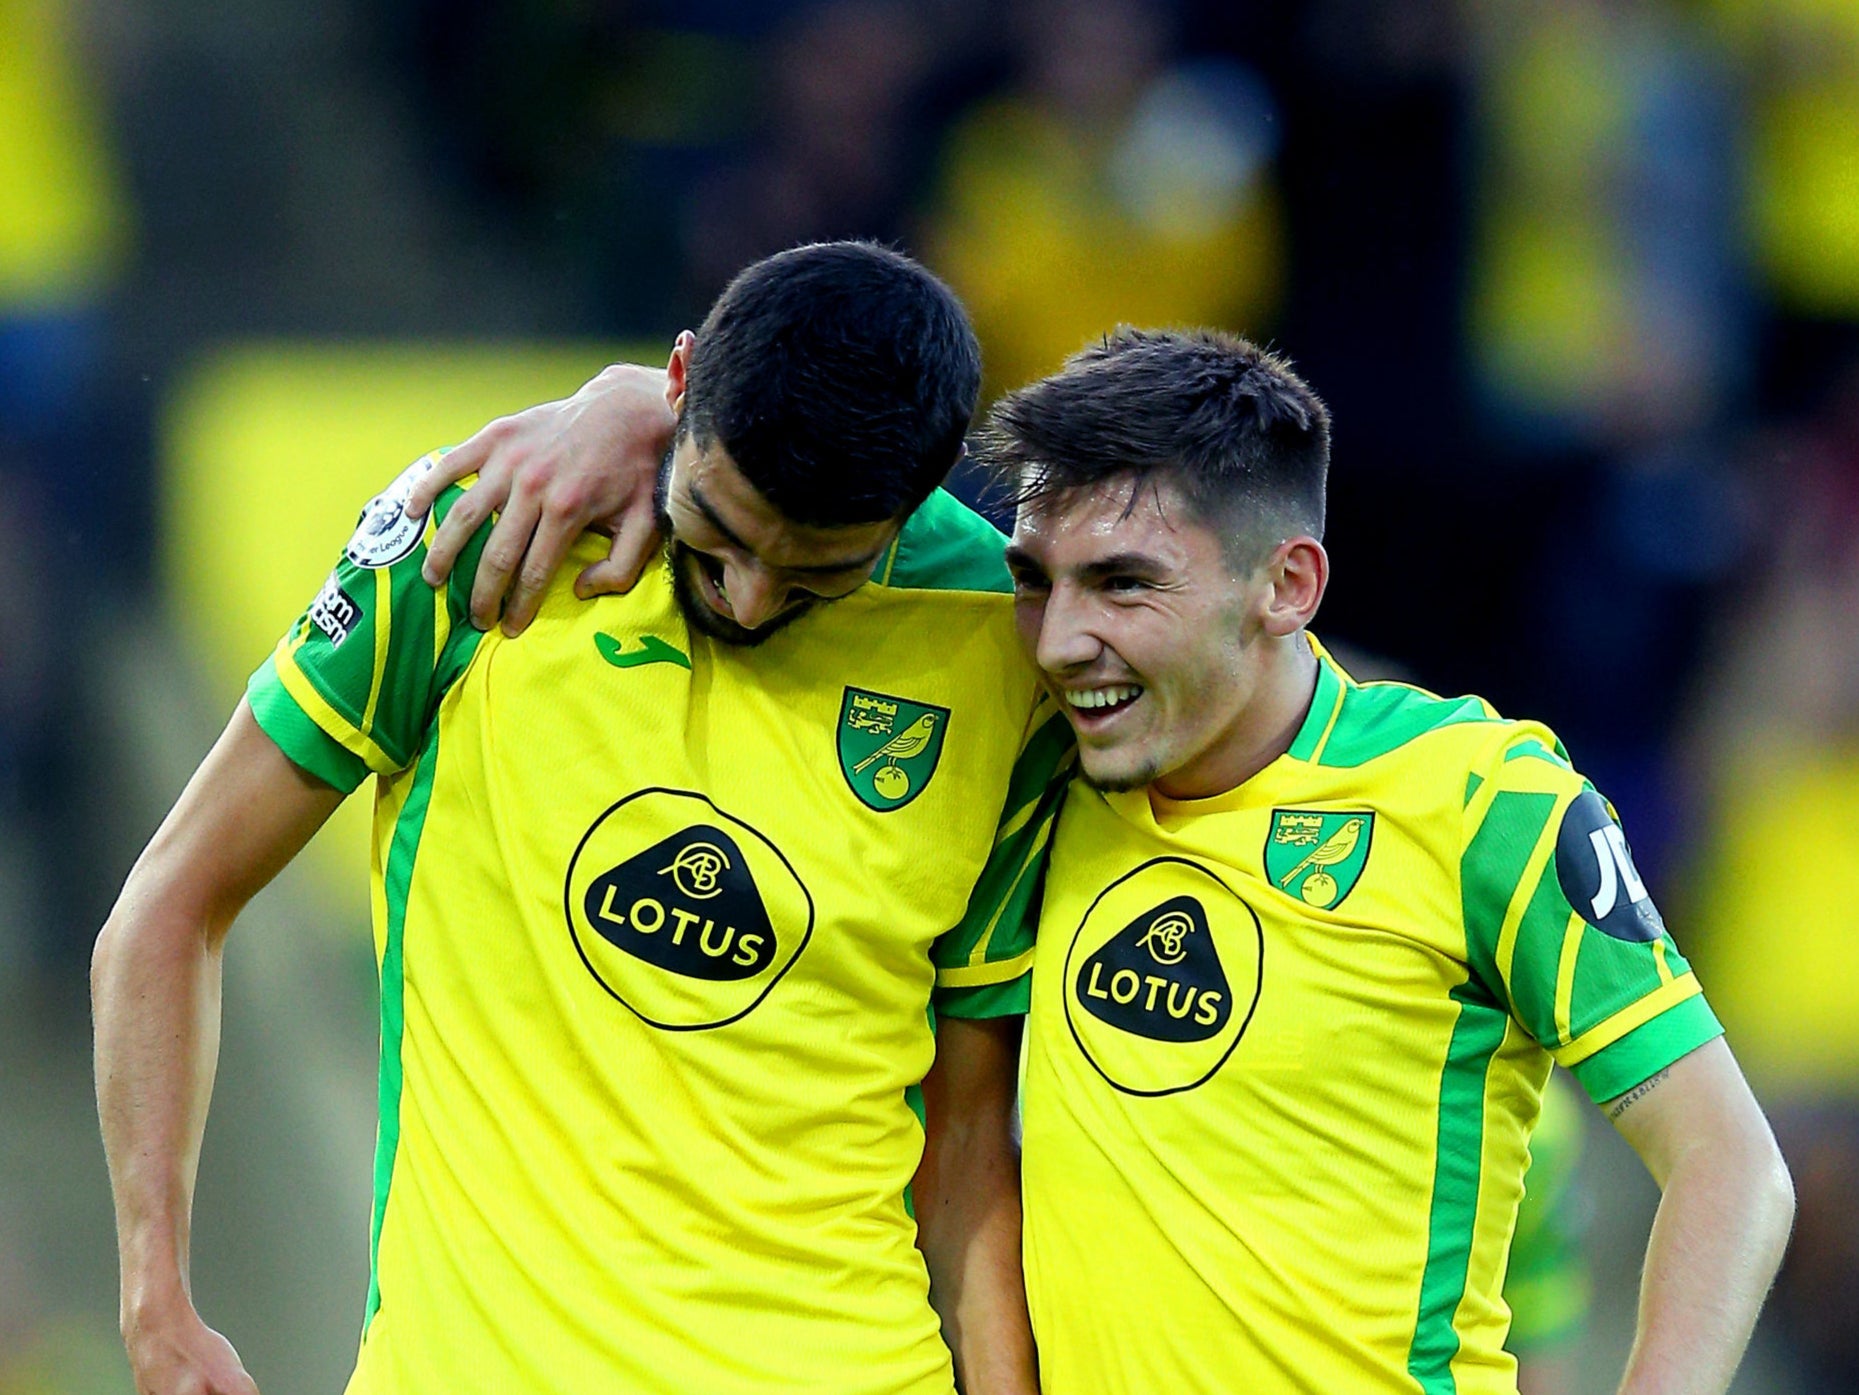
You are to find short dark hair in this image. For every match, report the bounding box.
[981,327,1330,562]
[683,242,982,527]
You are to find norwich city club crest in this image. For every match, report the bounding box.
[837,687,949,812]
[1264,809,1374,911]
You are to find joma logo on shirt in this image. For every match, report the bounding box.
[565,789,814,1030]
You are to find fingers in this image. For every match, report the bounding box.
[422,488,494,589]
[407,419,506,521]
[469,491,542,630]
[501,502,585,636]
[577,506,665,599]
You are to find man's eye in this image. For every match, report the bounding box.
[1009,571,1049,592]
[1103,575,1148,593]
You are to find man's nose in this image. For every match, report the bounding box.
[722,563,786,630]
[1034,585,1101,674]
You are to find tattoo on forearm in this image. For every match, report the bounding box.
[1606,1067,1671,1120]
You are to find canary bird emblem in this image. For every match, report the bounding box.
[1264,810,1375,910]
[837,687,950,811]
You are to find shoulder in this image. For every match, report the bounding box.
[874,488,1011,595]
[1303,654,1507,773]
[1303,644,1582,808]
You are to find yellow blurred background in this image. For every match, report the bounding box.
[5,0,1859,1390]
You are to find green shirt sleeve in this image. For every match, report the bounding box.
[246,453,491,787]
[931,696,1075,1019]
[1460,729,1723,1104]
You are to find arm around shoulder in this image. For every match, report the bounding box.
[92,700,345,1394]
[1605,1037,1795,1395]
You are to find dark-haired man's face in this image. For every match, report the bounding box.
[655,432,899,647]
[1005,474,1285,798]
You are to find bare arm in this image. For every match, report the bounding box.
[1606,1037,1795,1395]
[93,701,345,1394]
[405,360,678,635]
[914,1014,1039,1395]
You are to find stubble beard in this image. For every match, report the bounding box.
[655,447,817,649]
[1074,739,1163,795]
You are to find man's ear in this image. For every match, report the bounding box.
[1261,537,1328,638]
[665,330,696,415]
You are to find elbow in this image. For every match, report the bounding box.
[90,859,223,1013]
[90,872,145,1007]
[90,892,149,1021]
[1758,1138,1797,1253]
[1718,1119,1798,1269]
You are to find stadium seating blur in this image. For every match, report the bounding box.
[4,0,1856,1389]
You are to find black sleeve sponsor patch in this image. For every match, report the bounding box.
[1554,788,1667,943]
[308,571,362,647]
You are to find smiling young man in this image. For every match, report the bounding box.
[990,328,1794,1395]
[396,322,1794,1394]
[92,243,1062,1395]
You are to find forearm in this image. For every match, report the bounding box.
[916,1121,1039,1395]
[1617,1120,1795,1394]
[92,885,229,1327]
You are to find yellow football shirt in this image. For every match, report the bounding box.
[245,457,1072,1394]
[1021,640,1719,1395]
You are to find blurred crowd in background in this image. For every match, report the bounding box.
[3,0,1858,1390]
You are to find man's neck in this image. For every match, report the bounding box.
[1151,634,1321,802]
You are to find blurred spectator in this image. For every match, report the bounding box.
[1710,0,1859,411]
[1457,0,1750,860]
[681,0,945,309]
[1244,0,1472,475]
[387,0,771,328]
[1467,0,1743,449]
[0,0,127,441]
[924,0,1283,395]
[0,0,131,977]
[1680,365,1859,1395]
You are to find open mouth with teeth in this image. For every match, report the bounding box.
[1063,684,1144,724]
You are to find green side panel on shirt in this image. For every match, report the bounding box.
[1568,994,1723,1103]
[877,488,1012,594]
[1460,790,1558,1012]
[1406,986,1511,1394]
[1315,682,1500,769]
[364,719,443,1330]
[247,654,372,793]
